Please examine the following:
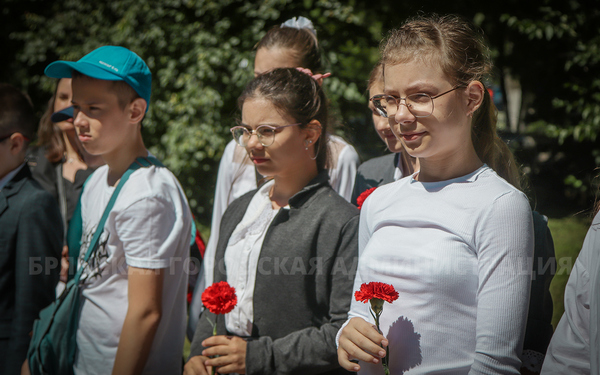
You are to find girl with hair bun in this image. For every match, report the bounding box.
[189,16,361,336]
[185,68,358,375]
[211,16,359,242]
[337,14,534,374]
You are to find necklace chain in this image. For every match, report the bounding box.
[64,152,80,164]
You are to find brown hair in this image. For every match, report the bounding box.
[256,24,321,73]
[37,79,67,162]
[0,83,36,143]
[71,71,140,110]
[381,14,523,190]
[238,68,330,171]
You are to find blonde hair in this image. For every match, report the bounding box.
[367,62,383,92]
[381,14,522,189]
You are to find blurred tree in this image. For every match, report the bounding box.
[499,1,600,143]
[1,0,386,225]
[497,0,600,210]
[2,0,599,224]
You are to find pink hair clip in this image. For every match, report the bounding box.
[295,67,332,83]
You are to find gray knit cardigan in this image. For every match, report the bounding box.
[190,171,358,375]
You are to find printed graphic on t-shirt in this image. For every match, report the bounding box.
[78,225,110,282]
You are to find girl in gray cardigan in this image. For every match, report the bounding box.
[185,68,358,375]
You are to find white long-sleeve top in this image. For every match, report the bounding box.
[345,165,534,374]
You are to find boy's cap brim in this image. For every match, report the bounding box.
[45,61,126,82]
[51,106,74,122]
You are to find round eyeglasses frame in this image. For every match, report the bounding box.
[230,123,301,147]
[370,85,466,119]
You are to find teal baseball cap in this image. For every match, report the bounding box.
[45,46,151,112]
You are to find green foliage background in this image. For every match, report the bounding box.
[1,0,599,226]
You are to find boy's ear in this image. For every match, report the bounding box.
[8,133,26,156]
[304,119,322,144]
[129,98,147,124]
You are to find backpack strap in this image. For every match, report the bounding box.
[66,174,92,280]
[55,163,68,245]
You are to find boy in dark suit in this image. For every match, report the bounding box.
[0,83,62,374]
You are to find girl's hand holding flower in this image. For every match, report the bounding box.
[184,281,239,375]
[202,336,247,374]
[338,282,398,373]
[337,317,388,372]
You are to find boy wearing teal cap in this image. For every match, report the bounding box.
[42,46,192,374]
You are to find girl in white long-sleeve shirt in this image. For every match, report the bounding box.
[337,14,534,374]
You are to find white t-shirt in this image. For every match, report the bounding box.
[188,135,359,336]
[74,162,192,375]
[342,166,534,374]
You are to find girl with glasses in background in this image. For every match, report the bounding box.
[185,68,358,375]
[350,62,418,205]
[337,14,535,374]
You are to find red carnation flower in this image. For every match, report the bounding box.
[355,281,399,304]
[355,282,398,375]
[201,281,237,315]
[357,187,377,209]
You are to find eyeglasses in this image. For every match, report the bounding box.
[370,86,466,118]
[230,123,301,147]
[0,132,30,143]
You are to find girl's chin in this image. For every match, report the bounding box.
[254,165,273,176]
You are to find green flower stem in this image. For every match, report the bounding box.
[207,315,218,375]
[369,298,390,375]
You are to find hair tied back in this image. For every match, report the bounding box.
[280,16,316,36]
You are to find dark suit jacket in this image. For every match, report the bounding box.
[524,211,555,354]
[0,165,62,374]
[350,153,398,205]
[190,171,357,375]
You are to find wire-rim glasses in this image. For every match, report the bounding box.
[230,123,301,147]
[370,85,466,119]
[0,132,30,143]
